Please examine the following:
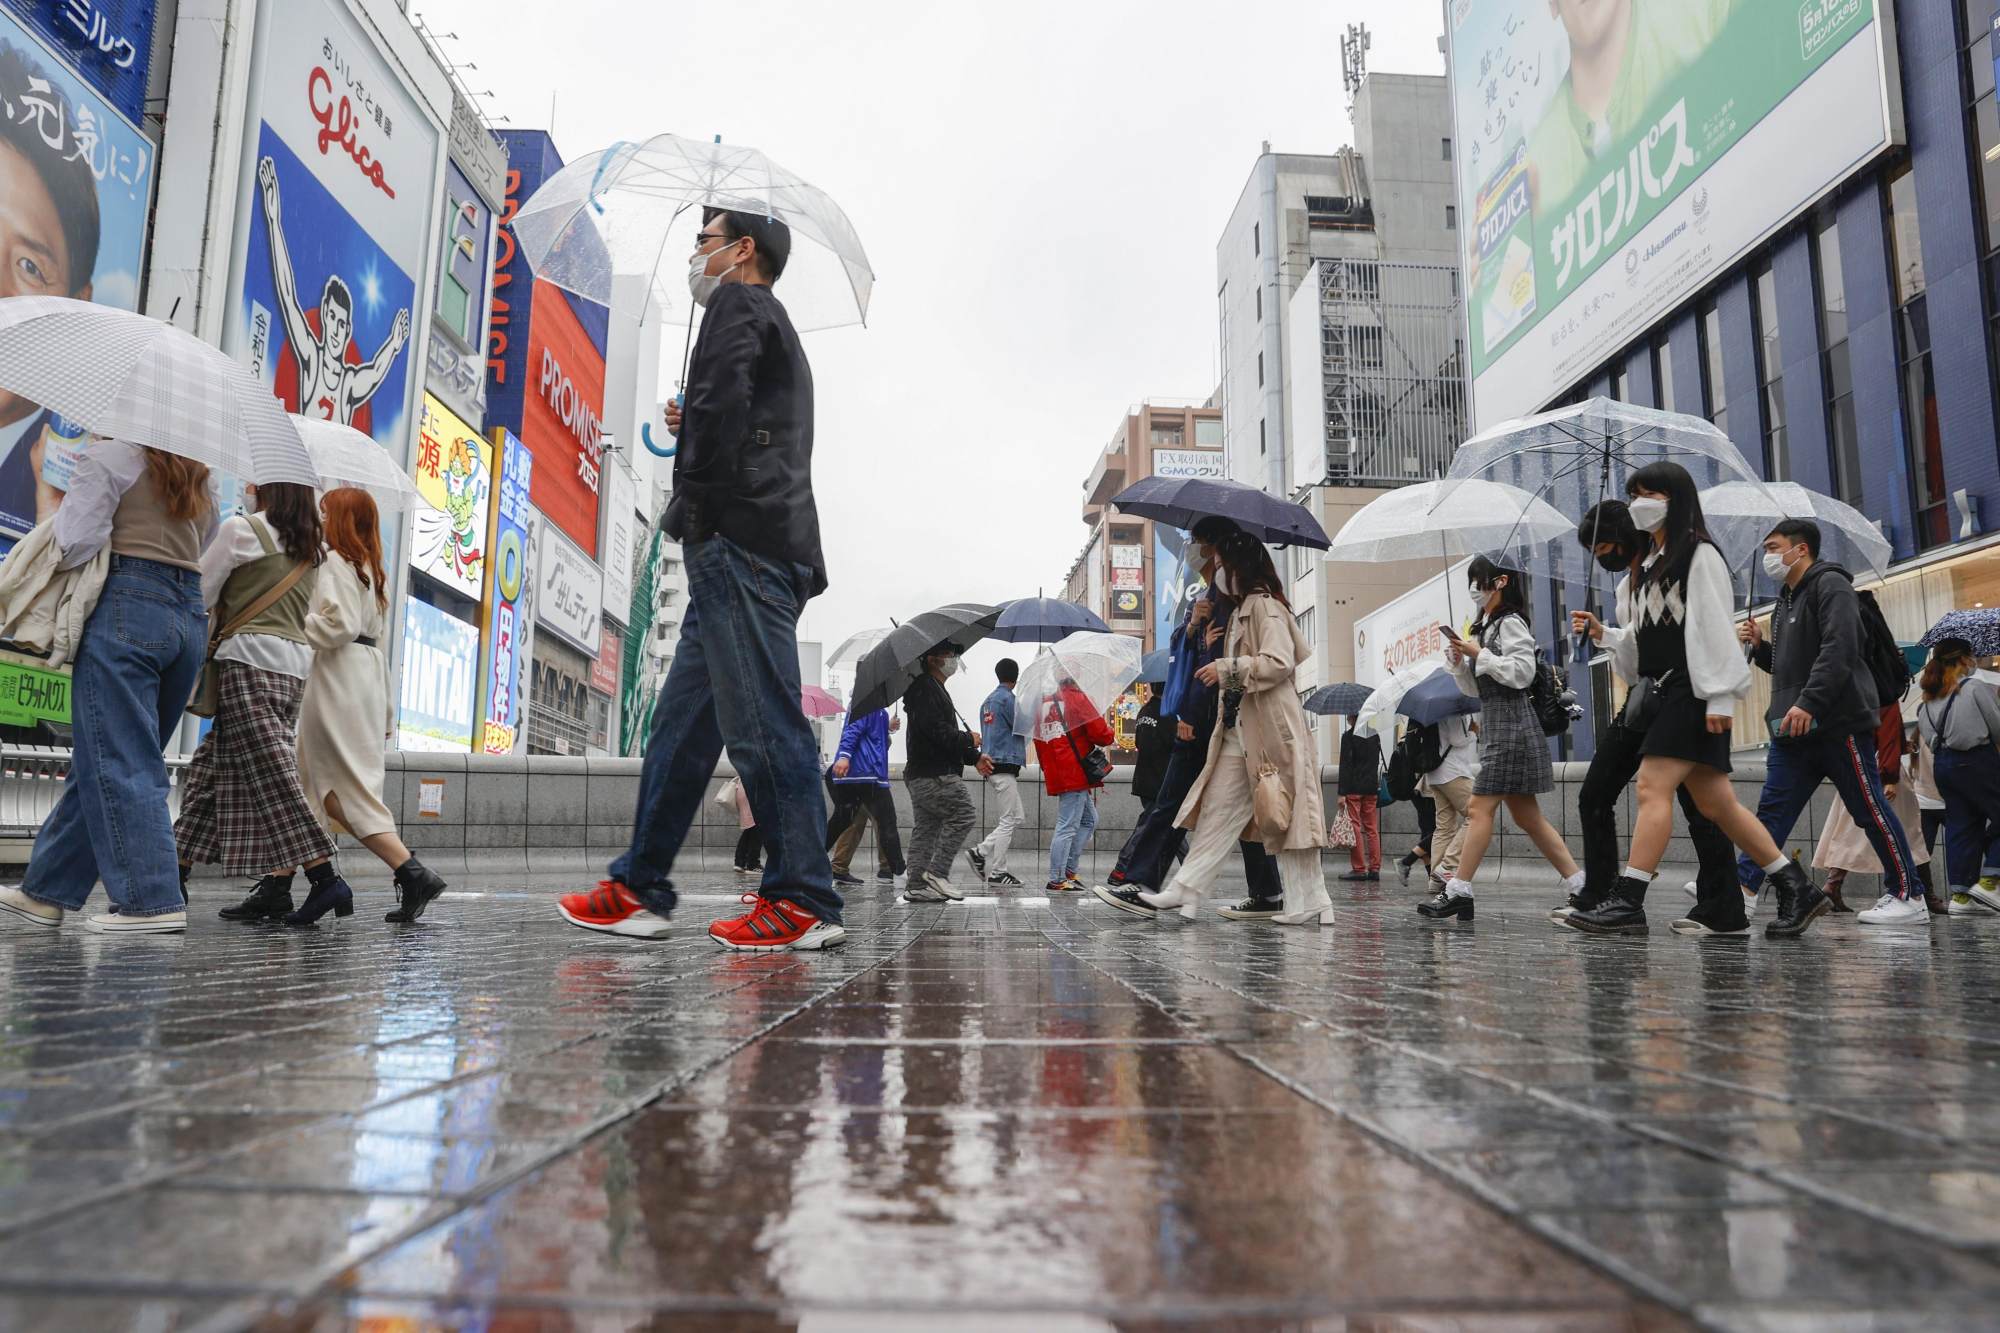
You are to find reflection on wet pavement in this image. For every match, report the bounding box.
[2,869,1996,1328]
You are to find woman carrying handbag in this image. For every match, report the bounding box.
[1137,530,1331,925]
[1034,677,1115,893]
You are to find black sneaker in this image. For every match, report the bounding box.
[988,871,1023,887]
[1216,897,1284,921]
[1766,860,1830,938]
[1670,899,1750,936]
[1337,869,1372,882]
[832,870,864,887]
[876,869,900,883]
[967,847,987,879]
[1091,884,1157,918]
[1565,877,1650,935]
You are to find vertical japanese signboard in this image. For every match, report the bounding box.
[477,428,533,754]
[408,393,491,598]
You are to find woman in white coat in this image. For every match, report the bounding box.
[219,488,449,925]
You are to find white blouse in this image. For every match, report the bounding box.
[1450,613,1537,693]
[1600,544,1750,719]
[202,513,314,680]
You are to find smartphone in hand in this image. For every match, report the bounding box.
[1438,622,1463,642]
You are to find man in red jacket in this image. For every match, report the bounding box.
[1034,678,1116,892]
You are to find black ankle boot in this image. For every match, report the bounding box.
[1416,888,1474,920]
[284,869,354,926]
[385,858,448,924]
[1765,860,1829,938]
[1567,877,1651,935]
[218,875,295,922]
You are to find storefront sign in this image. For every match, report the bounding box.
[1111,566,1143,591]
[1150,448,1225,481]
[531,508,601,655]
[601,459,636,620]
[426,158,494,424]
[0,651,69,726]
[408,394,491,598]
[478,428,533,755]
[398,598,478,752]
[1350,558,1472,687]
[4,0,155,121]
[1111,589,1144,619]
[1110,543,1143,569]
[0,10,154,537]
[592,623,621,696]
[447,85,505,205]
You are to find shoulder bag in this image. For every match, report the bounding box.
[187,560,310,719]
[1057,693,1113,786]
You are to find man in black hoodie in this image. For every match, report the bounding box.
[902,643,985,902]
[1736,519,1922,930]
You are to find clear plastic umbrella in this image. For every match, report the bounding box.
[1352,662,1450,740]
[510,134,874,332]
[0,296,318,486]
[829,626,893,666]
[295,417,426,511]
[1446,398,1766,508]
[1699,481,1892,580]
[1012,632,1144,739]
[1326,479,1576,565]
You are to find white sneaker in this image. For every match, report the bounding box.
[1857,894,1929,926]
[83,909,185,934]
[1971,878,2000,913]
[1682,881,1698,901]
[1949,892,1984,915]
[0,885,61,928]
[904,881,949,903]
[788,921,847,950]
[921,871,964,902]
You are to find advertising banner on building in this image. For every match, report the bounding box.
[1351,559,1473,687]
[408,393,491,598]
[1150,448,1225,480]
[530,507,601,655]
[601,458,636,620]
[6,0,155,122]
[1111,566,1143,591]
[226,0,439,481]
[477,428,532,755]
[1110,543,1143,569]
[620,517,667,756]
[426,159,495,426]
[592,623,621,696]
[1448,0,1897,428]
[398,598,478,751]
[0,10,154,537]
[1111,589,1144,620]
[1152,527,1202,655]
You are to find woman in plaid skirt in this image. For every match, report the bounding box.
[1417,554,1584,921]
[176,482,349,926]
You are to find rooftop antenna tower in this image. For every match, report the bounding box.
[1340,23,1371,110]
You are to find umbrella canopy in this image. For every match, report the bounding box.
[1396,672,1481,726]
[848,603,1000,715]
[1919,610,2000,656]
[800,685,844,718]
[1109,476,1331,549]
[1012,632,1144,739]
[296,417,426,511]
[0,297,318,486]
[991,597,1109,644]
[1352,662,1452,739]
[1698,480,1893,580]
[1324,479,1577,567]
[829,626,893,666]
[1138,648,1171,684]
[1446,399,1764,510]
[1303,682,1374,717]
[510,134,874,331]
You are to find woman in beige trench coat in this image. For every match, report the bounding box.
[1139,530,1332,925]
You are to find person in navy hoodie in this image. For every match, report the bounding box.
[825,707,904,885]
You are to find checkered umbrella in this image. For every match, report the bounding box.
[0,297,319,486]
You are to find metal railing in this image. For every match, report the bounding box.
[0,746,193,850]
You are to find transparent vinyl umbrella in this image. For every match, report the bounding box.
[510,133,874,332]
[1012,632,1144,739]
[296,417,425,511]
[1699,481,1893,581]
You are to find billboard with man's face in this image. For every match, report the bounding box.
[0,12,154,537]
[1448,0,1898,428]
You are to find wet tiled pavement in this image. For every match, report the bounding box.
[2,868,1998,1330]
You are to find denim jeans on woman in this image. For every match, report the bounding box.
[1049,789,1098,885]
[23,558,206,917]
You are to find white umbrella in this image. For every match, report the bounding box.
[829,626,894,666]
[1012,631,1144,739]
[0,296,318,486]
[511,134,874,332]
[1352,662,1451,740]
[1699,480,1892,580]
[295,417,426,512]
[1325,478,1577,565]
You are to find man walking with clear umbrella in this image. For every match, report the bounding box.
[557,210,844,950]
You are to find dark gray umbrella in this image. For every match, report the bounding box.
[1395,673,1481,726]
[848,602,1001,715]
[1303,682,1374,716]
[1109,476,1331,549]
[991,596,1109,643]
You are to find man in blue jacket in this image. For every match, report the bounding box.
[968,659,1026,887]
[1091,518,1283,919]
[826,708,903,885]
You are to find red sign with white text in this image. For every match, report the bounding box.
[520,279,605,558]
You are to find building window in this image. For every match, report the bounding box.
[1652,334,1676,414]
[1257,351,1264,387]
[1148,419,1185,447]
[1957,0,2000,437]
[1255,286,1262,321]
[1812,213,1861,504]
[1252,221,1260,256]
[1885,163,1948,548]
[1258,418,1267,455]
[1442,137,1453,160]
[1295,606,1318,648]
[1445,204,1457,230]
[1610,360,1631,403]
[1886,162,1927,304]
[1196,418,1223,446]
[1751,257,1787,480]
[1698,295,1727,436]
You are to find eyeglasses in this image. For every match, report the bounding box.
[692,230,734,250]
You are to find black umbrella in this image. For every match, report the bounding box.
[1109,476,1331,549]
[1303,682,1373,716]
[848,602,1001,715]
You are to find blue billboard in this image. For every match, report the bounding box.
[477,428,534,754]
[0,1,157,122]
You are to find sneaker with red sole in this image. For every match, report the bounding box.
[709,894,846,952]
[557,880,672,938]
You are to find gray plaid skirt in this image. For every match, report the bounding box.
[1471,683,1553,796]
[175,661,335,875]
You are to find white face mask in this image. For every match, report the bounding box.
[1215,568,1238,597]
[1762,549,1795,580]
[933,655,960,678]
[687,244,744,307]
[1628,497,1668,533]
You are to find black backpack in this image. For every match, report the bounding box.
[1398,721,1445,779]
[1855,589,1913,705]
[1528,648,1577,736]
[1385,743,1418,802]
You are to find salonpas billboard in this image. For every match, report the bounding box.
[1448,0,1899,429]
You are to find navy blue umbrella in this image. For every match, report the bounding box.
[1919,609,2000,656]
[990,597,1110,643]
[1303,682,1374,716]
[1109,476,1332,549]
[1396,673,1481,726]
[1138,648,1171,684]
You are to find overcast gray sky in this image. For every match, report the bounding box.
[419,0,1447,717]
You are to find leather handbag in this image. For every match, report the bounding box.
[1253,763,1292,836]
[1619,670,1670,733]
[188,560,310,718]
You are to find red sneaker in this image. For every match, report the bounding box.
[708,894,846,952]
[557,880,672,939]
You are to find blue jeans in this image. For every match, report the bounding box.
[1931,746,2000,890]
[609,536,839,924]
[24,559,206,916]
[1737,729,1923,902]
[1049,789,1098,884]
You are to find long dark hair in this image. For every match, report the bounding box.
[1214,530,1288,607]
[1922,639,1976,701]
[255,482,324,566]
[1467,553,1529,637]
[1625,461,1713,586]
